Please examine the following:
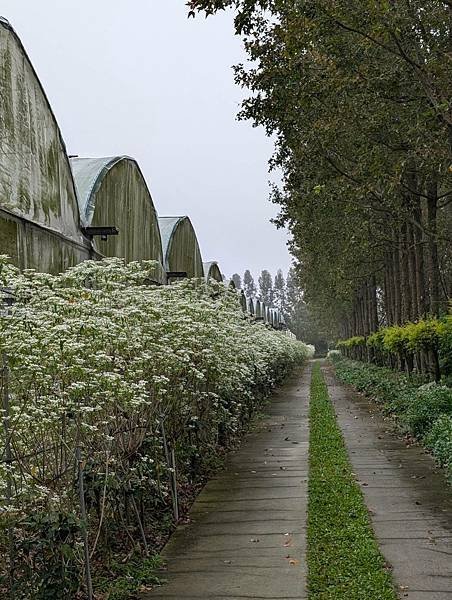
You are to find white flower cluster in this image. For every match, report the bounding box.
[0,257,311,577]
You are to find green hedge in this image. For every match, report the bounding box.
[336,315,452,382]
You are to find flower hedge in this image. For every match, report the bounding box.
[0,257,312,598]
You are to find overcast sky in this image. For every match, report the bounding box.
[2,0,292,281]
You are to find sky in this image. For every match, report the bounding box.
[1,0,292,281]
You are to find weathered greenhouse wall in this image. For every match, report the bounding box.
[159,216,204,279]
[203,261,222,282]
[0,18,91,272]
[71,156,165,282]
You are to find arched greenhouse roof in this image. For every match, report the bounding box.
[0,17,90,272]
[203,261,223,283]
[70,156,165,282]
[239,290,247,312]
[255,299,263,319]
[158,216,204,279]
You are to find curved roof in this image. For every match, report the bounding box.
[0,18,85,246]
[159,217,183,259]
[239,290,247,312]
[203,261,222,283]
[158,216,203,278]
[70,156,164,281]
[255,299,263,319]
[71,156,124,227]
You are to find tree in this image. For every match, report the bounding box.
[258,270,273,306]
[231,273,242,289]
[273,269,285,310]
[243,269,257,298]
[285,267,328,351]
[189,0,452,342]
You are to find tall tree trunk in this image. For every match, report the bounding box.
[400,220,411,323]
[385,255,394,325]
[413,198,426,317]
[370,274,378,331]
[392,231,402,324]
[426,176,440,316]
[407,220,418,319]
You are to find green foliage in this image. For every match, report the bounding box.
[382,326,409,354]
[242,269,256,297]
[337,336,365,349]
[188,0,452,338]
[439,314,452,381]
[273,269,285,310]
[326,349,341,361]
[0,257,311,597]
[424,416,452,481]
[341,317,452,376]
[95,555,163,600]
[231,273,241,289]
[2,512,81,600]
[258,269,274,306]
[401,384,452,438]
[308,364,397,599]
[366,330,386,352]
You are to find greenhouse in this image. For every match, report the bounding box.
[71,156,165,283]
[203,261,223,282]
[158,216,204,280]
[0,17,91,273]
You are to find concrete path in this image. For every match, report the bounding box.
[323,364,452,600]
[143,367,310,600]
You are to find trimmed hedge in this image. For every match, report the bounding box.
[336,315,452,382]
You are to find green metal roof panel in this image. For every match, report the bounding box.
[203,261,222,282]
[158,216,203,277]
[158,216,185,267]
[70,156,125,227]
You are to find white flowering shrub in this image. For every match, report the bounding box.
[0,257,310,598]
[305,344,316,359]
[327,349,342,361]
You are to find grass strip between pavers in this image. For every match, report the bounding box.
[307,363,397,599]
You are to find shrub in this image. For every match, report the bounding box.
[401,384,452,438]
[337,336,365,349]
[0,257,311,598]
[337,315,452,380]
[424,416,452,480]
[326,349,341,362]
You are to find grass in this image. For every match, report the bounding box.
[307,363,397,599]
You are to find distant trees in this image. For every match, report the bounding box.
[237,267,324,344]
[258,270,273,305]
[273,269,285,311]
[231,273,242,289]
[243,269,257,298]
[190,0,452,340]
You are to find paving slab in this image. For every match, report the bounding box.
[142,367,310,600]
[323,364,452,600]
